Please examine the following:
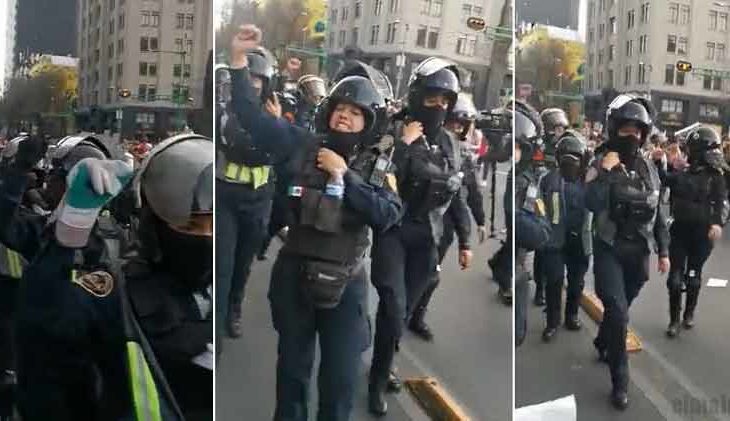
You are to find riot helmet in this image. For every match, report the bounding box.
[446,94,478,140]
[605,94,654,162]
[407,57,461,138]
[332,60,394,105]
[297,74,327,106]
[314,75,387,158]
[540,108,570,146]
[215,64,232,105]
[275,91,299,124]
[246,48,276,100]
[555,134,587,181]
[514,100,543,167]
[685,126,722,167]
[134,133,213,290]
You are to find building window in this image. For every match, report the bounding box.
[119,13,125,29]
[681,6,690,25]
[151,38,159,51]
[665,64,674,84]
[117,63,123,78]
[339,30,346,47]
[109,20,115,34]
[598,71,603,89]
[704,75,712,90]
[609,45,615,61]
[352,27,359,45]
[462,4,472,22]
[456,34,476,56]
[136,112,155,125]
[609,17,617,34]
[331,9,338,21]
[639,35,648,53]
[420,0,429,14]
[140,37,149,51]
[175,38,183,51]
[386,22,398,44]
[669,3,678,23]
[108,43,114,58]
[710,11,718,30]
[148,63,157,77]
[661,99,683,113]
[676,70,685,86]
[139,62,148,76]
[719,44,726,62]
[176,13,185,29]
[588,74,593,90]
[627,10,635,29]
[678,37,687,55]
[147,86,157,101]
[721,13,728,31]
[599,23,604,39]
[667,35,677,53]
[138,84,147,100]
[700,104,720,118]
[431,0,443,17]
[370,25,380,44]
[355,1,361,18]
[625,65,631,85]
[416,25,427,47]
[598,50,603,64]
[640,3,649,23]
[588,30,594,43]
[589,53,594,66]
[328,33,334,48]
[151,12,160,27]
[714,76,722,90]
[428,28,440,49]
[141,11,150,26]
[389,0,399,13]
[341,7,348,23]
[707,42,716,60]
[108,66,113,81]
[638,63,647,84]
[607,69,614,88]
[374,0,383,15]
[186,14,194,29]
[626,39,633,56]
[473,6,483,15]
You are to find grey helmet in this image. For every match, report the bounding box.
[134,133,214,227]
[51,134,112,174]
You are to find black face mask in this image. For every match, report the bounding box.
[156,222,212,291]
[608,135,642,164]
[413,106,447,139]
[559,156,581,181]
[325,131,362,159]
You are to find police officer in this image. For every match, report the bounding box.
[217,28,298,342]
[513,100,550,347]
[295,74,327,130]
[664,126,728,337]
[369,57,472,415]
[271,75,400,421]
[585,95,670,410]
[409,94,486,341]
[126,134,214,419]
[539,133,592,342]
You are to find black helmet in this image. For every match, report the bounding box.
[246,49,275,99]
[333,60,394,105]
[605,94,654,144]
[275,91,299,122]
[314,75,388,138]
[215,64,232,104]
[448,95,478,122]
[540,108,569,134]
[556,134,587,168]
[407,57,460,113]
[686,126,721,165]
[514,100,543,165]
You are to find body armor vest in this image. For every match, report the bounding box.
[215,104,271,188]
[671,167,718,225]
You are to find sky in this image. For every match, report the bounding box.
[215,0,232,30]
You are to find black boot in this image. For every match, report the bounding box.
[542,326,558,342]
[408,317,434,341]
[368,378,388,416]
[387,371,402,393]
[226,305,243,338]
[610,389,629,410]
[667,289,681,337]
[593,337,608,363]
[498,287,512,306]
[683,286,700,329]
[533,283,545,306]
[564,315,582,331]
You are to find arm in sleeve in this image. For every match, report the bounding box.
[343,170,403,232]
[449,184,473,250]
[653,199,670,257]
[585,167,614,214]
[711,172,729,226]
[0,170,46,258]
[229,68,299,158]
[465,172,486,226]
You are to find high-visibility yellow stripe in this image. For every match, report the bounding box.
[224,162,240,180]
[238,166,251,183]
[6,250,16,278]
[552,192,560,225]
[7,250,21,279]
[127,342,162,421]
[251,166,270,189]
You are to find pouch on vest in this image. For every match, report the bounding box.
[300,189,322,227]
[315,195,344,233]
[302,260,352,309]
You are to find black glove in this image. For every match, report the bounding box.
[15,136,47,172]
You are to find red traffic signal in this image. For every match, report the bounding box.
[676,60,693,73]
[467,17,486,31]
[118,89,132,98]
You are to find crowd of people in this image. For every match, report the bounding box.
[215,24,510,420]
[514,94,728,411]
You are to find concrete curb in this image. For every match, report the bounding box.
[580,291,643,352]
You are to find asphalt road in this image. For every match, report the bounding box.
[517,224,730,421]
[216,164,512,420]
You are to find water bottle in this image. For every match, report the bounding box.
[325,174,345,199]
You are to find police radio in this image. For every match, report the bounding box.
[368,135,395,188]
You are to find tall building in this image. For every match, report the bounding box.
[323,0,502,108]
[14,0,77,76]
[584,0,730,134]
[517,0,580,30]
[77,0,212,138]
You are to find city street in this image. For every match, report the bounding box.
[216,165,512,421]
[517,228,730,421]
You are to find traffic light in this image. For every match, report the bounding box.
[467,17,486,31]
[118,88,132,98]
[676,60,693,73]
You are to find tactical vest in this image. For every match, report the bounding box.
[215,104,271,188]
[593,155,661,251]
[671,168,718,225]
[405,133,462,219]
[282,139,384,266]
[541,170,593,255]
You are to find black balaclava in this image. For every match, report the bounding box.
[608,133,642,166]
[413,106,447,139]
[155,219,212,291]
[325,131,362,159]
[559,154,582,181]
